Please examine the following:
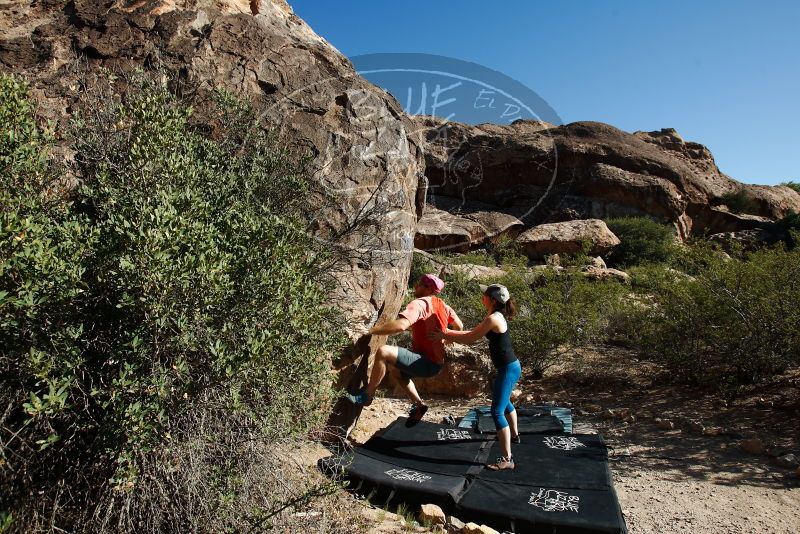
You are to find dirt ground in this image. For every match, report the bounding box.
[333,345,800,534]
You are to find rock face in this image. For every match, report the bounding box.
[413,117,800,241]
[415,203,523,252]
[515,219,621,259]
[0,0,424,437]
[439,263,507,281]
[414,206,484,252]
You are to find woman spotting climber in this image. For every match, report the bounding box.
[429,283,521,470]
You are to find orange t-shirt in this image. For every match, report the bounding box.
[398,296,456,365]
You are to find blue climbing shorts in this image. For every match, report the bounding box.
[396,347,442,379]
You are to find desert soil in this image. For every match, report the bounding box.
[314,345,800,534]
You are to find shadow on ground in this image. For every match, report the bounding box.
[528,344,800,490]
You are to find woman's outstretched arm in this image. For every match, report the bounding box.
[430,314,499,345]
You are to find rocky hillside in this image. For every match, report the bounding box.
[414,115,800,250]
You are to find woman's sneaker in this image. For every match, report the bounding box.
[486,456,515,471]
[344,389,372,406]
[408,403,428,422]
[511,433,521,444]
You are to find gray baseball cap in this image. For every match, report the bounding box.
[479,283,510,304]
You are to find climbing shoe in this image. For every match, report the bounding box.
[344,389,372,406]
[408,403,428,422]
[486,456,515,471]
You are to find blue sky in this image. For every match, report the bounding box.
[290,1,799,185]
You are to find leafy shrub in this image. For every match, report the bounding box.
[781,181,800,194]
[605,216,677,267]
[409,252,437,288]
[719,190,760,215]
[443,250,496,267]
[1,74,347,532]
[438,267,485,325]
[485,233,523,265]
[630,243,800,389]
[505,269,627,377]
[551,238,593,268]
[439,259,627,378]
[771,212,800,250]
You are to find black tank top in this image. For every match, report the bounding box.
[485,313,517,368]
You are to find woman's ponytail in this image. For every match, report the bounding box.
[494,297,517,319]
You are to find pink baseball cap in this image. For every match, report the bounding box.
[419,273,445,294]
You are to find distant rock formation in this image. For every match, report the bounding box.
[414,203,524,252]
[0,0,425,437]
[413,116,800,248]
[514,219,620,259]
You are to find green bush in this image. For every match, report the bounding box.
[440,262,627,378]
[505,269,627,377]
[605,216,677,267]
[719,190,760,215]
[772,212,800,250]
[629,243,800,389]
[1,74,346,532]
[485,233,523,265]
[409,252,437,289]
[443,250,496,267]
[780,181,800,194]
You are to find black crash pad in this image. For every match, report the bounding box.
[319,417,626,533]
[320,449,470,504]
[477,434,611,490]
[357,417,489,477]
[456,478,626,534]
[477,413,565,434]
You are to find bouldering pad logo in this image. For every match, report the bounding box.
[436,428,472,441]
[384,468,431,483]
[543,436,586,451]
[529,488,580,513]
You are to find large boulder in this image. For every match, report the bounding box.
[515,219,621,259]
[440,263,507,281]
[0,0,424,437]
[580,265,630,283]
[413,117,800,240]
[415,206,486,252]
[414,203,523,252]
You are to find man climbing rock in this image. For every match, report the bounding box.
[346,274,463,422]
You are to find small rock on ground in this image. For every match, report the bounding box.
[447,515,465,531]
[775,453,798,468]
[419,503,446,525]
[655,418,675,430]
[462,523,500,534]
[740,438,765,455]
